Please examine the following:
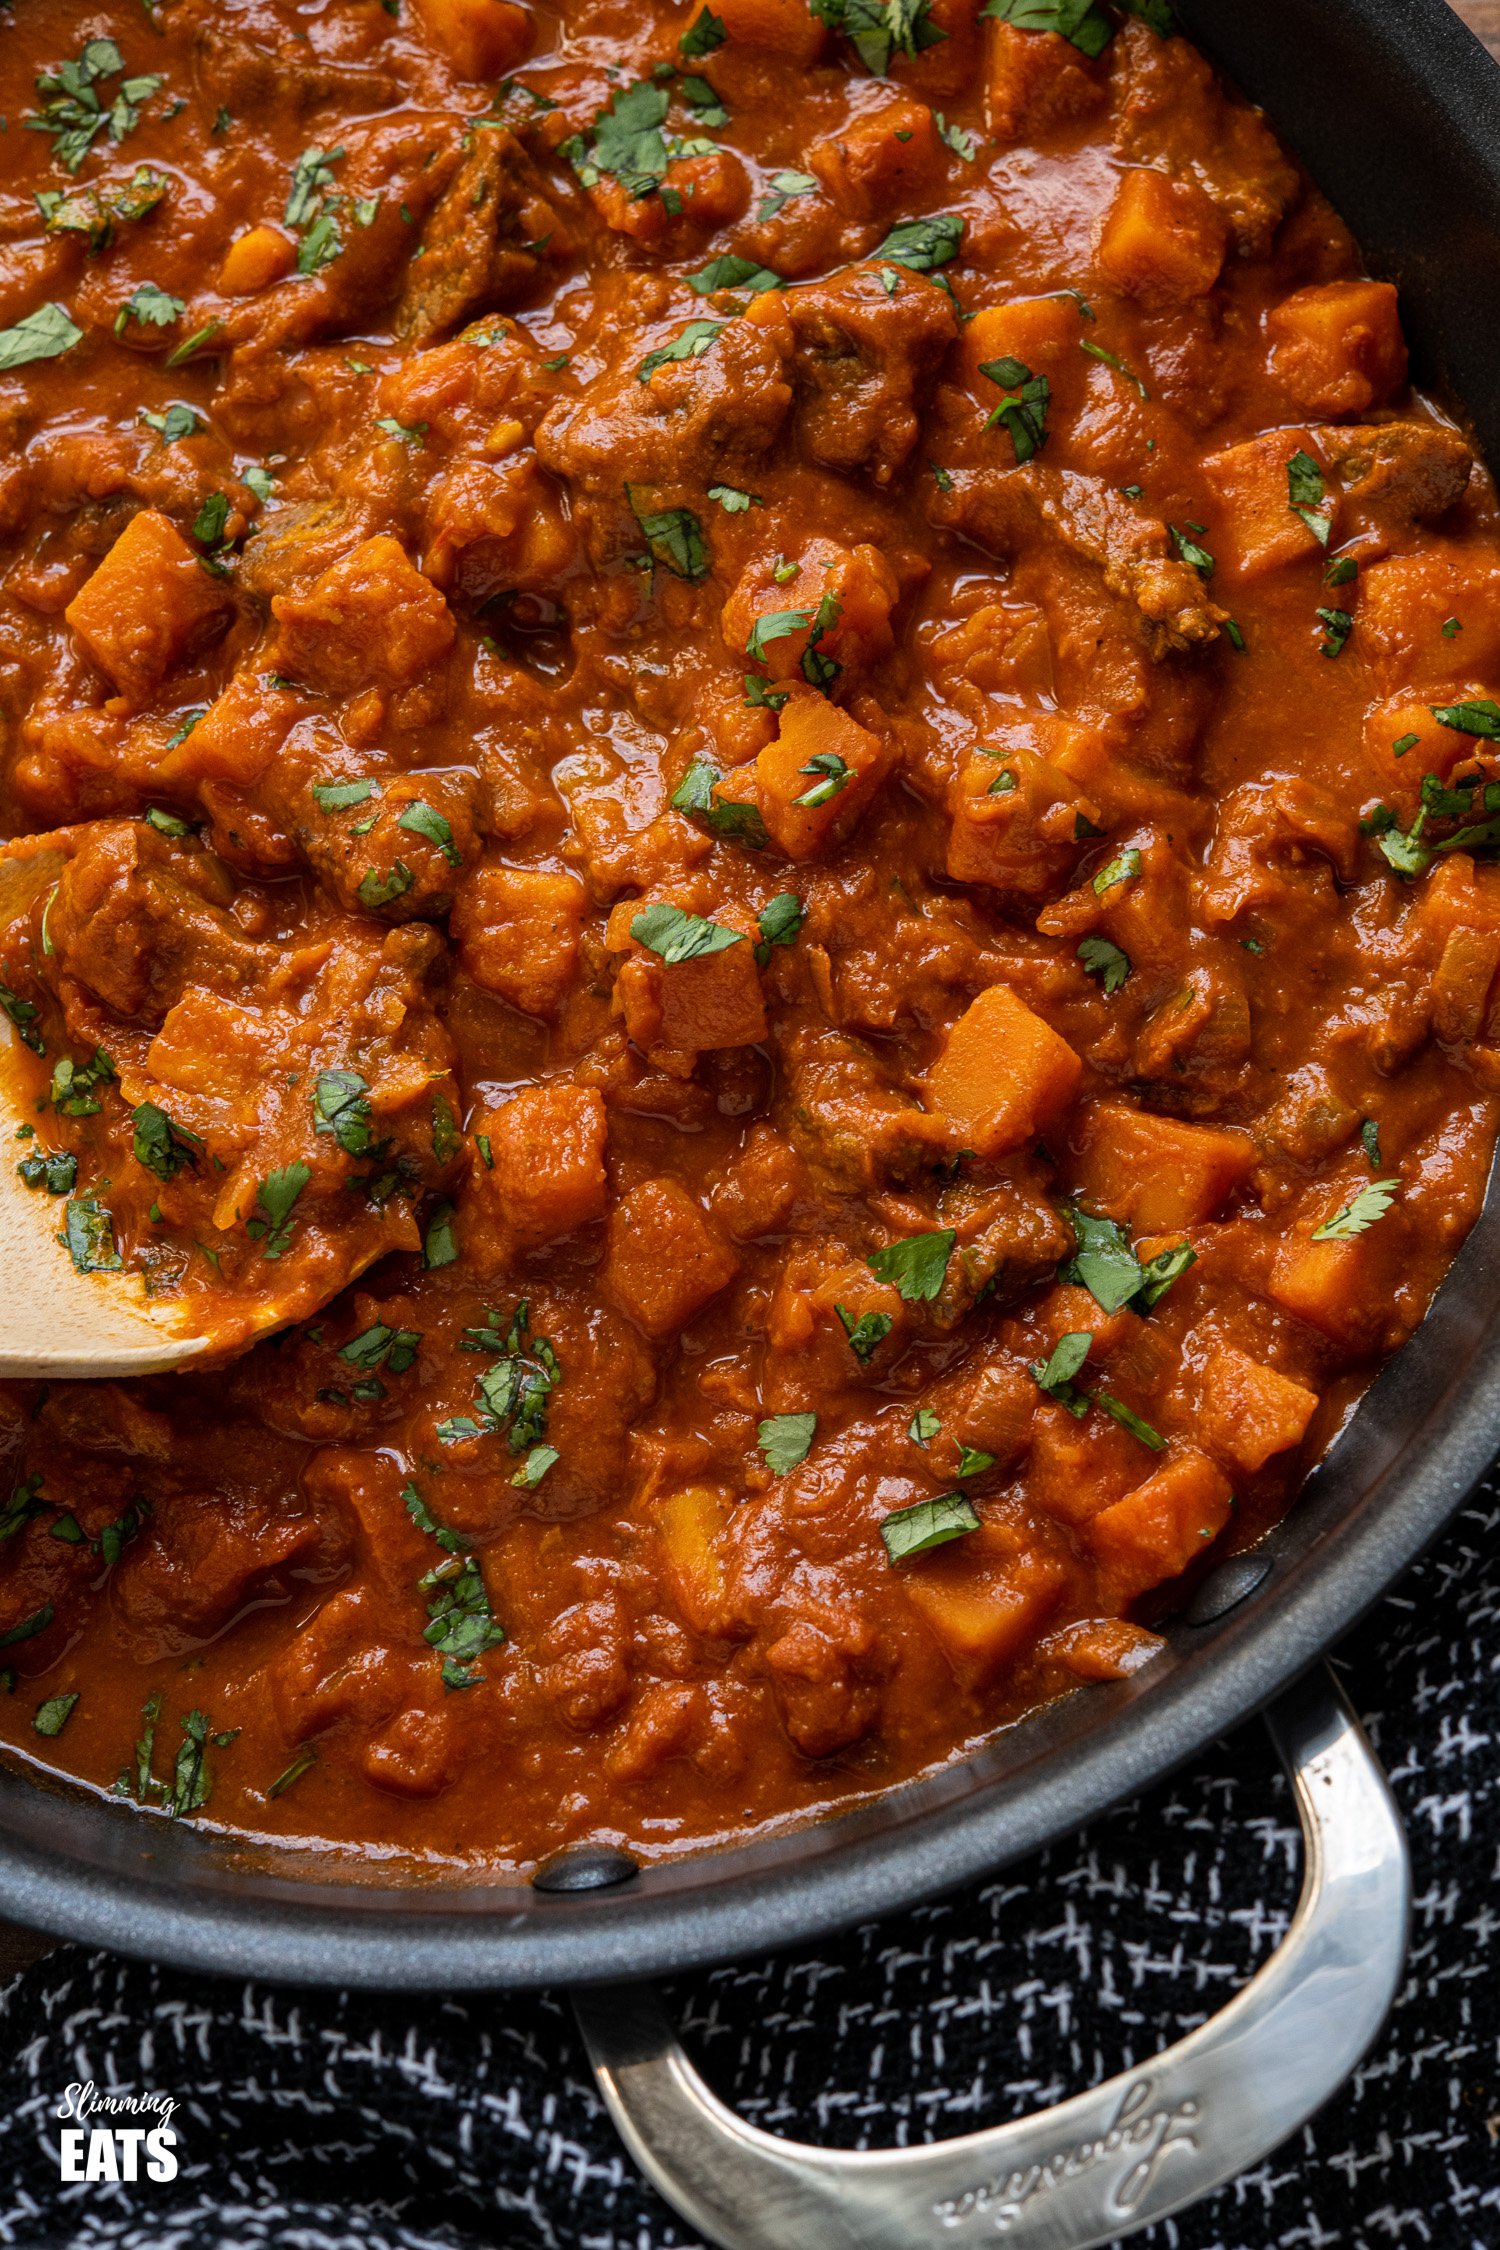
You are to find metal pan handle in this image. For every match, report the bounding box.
[574,1662,1409,2250]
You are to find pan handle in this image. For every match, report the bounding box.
[573,1662,1409,2250]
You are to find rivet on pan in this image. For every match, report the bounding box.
[531,1844,640,1894]
[1182,1551,1272,1626]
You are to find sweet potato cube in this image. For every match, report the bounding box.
[715,0,826,61]
[1071,1099,1254,1230]
[1359,553,1500,690]
[959,294,1083,398]
[1431,924,1500,1046]
[451,866,586,1019]
[1089,1449,1234,1603]
[218,224,296,295]
[657,941,767,1053]
[410,0,531,77]
[657,1486,733,1637]
[66,510,231,704]
[1198,1345,1318,1478]
[717,693,894,861]
[481,1082,607,1247]
[1096,169,1228,304]
[601,1179,739,1338]
[1264,1221,1398,1348]
[1360,696,1481,794]
[926,983,1083,1158]
[985,19,1105,143]
[1201,430,1335,579]
[723,540,898,684]
[1267,280,1407,418]
[901,1530,1066,1688]
[1417,851,1500,946]
[270,535,454,697]
[809,98,940,219]
[159,668,302,786]
[946,744,1098,897]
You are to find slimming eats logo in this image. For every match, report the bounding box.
[56,2082,178,2182]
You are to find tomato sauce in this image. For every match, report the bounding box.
[0,0,1496,1869]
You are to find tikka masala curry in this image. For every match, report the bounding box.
[0,0,1495,1868]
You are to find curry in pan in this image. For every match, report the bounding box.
[0,0,1496,1865]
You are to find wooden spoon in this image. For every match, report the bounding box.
[0,1137,207,1379]
[0,846,206,1380]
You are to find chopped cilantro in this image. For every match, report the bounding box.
[1311,1178,1400,1240]
[246,1163,310,1259]
[759,1412,816,1474]
[626,484,710,581]
[0,303,82,373]
[638,318,725,382]
[1077,935,1131,993]
[881,1492,979,1564]
[1092,846,1142,896]
[836,1304,893,1362]
[1287,448,1332,546]
[630,902,744,963]
[866,1228,955,1303]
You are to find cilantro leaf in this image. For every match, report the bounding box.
[881,1492,979,1564]
[670,758,770,849]
[1169,523,1215,578]
[1317,606,1353,659]
[63,1197,121,1273]
[980,355,1050,462]
[0,304,82,372]
[630,902,744,963]
[626,485,710,580]
[679,5,726,53]
[1287,448,1332,545]
[247,1163,311,1259]
[312,1068,372,1156]
[981,0,1114,58]
[707,483,762,512]
[1029,1329,1092,1415]
[866,1228,955,1303]
[131,1100,201,1181]
[1092,846,1141,896]
[33,1692,78,1738]
[1096,1392,1165,1449]
[1061,1207,1142,1314]
[836,1304,893,1362]
[1077,936,1131,992]
[313,778,378,812]
[759,1412,816,1474]
[114,280,184,336]
[755,891,804,965]
[638,318,725,383]
[689,255,782,295]
[357,862,414,909]
[872,212,963,271]
[397,799,462,866]
[756,168,817,222]
[1311,1177,1401,1240]
[1431,699,1500,738]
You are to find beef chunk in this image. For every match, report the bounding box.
[784,263,958,487]
[1317,420,1472,538]
[45,820,261,1025]
[394,126,571,344]
[535,309,792,545]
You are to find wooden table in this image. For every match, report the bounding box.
[1455,0,1500,54]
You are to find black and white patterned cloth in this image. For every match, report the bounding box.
[0,1474,1495,2250]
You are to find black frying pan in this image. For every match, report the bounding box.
[2,4,1497,2239]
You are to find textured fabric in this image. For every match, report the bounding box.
[0,1476,1495,2250]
